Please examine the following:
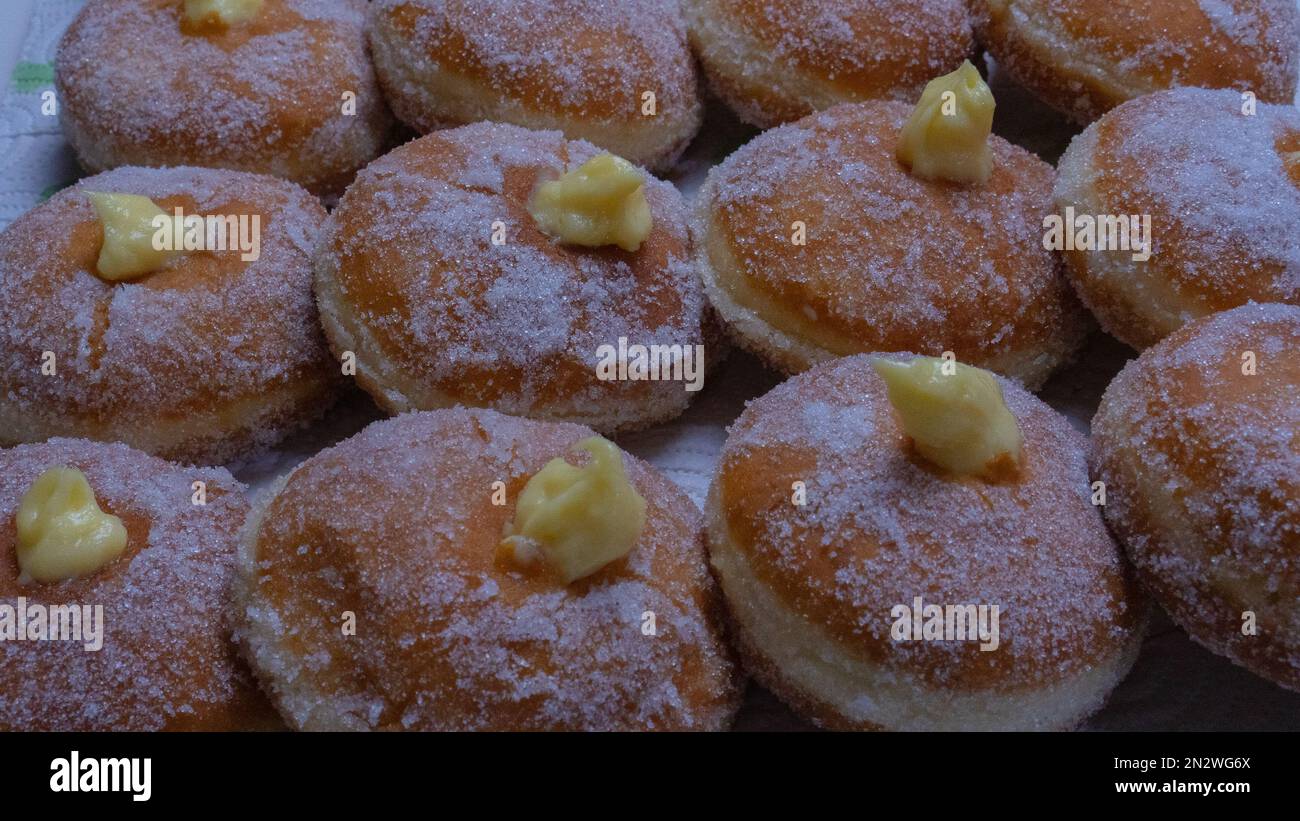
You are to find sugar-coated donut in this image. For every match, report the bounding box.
[56,0,393,196]
[1055,87,1300,350]
[705,353,1146,730]
[0,438,276,730]
[971,0,1300,123]
[315,121,716,434]
[683,0,976,128]
[695,101,1087,388]
[1093,303,1300,692]
[366,0,701,171]
[0,166,343,465]
[235,407,739,730]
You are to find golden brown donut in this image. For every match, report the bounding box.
[695,101,1088,387]
[0,166,343,465]
[1092,303,1300,692]
[0,438,276,731]
[705,353,1146,730]
[315,121,717,434]
[1055,87,1300,350]
[366,0,701,171]
[971,0,1300,123]
[56,0,394,196]
[683,0,976,128]
[235,407,740,730]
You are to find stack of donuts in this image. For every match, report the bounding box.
[0,0,1295,731]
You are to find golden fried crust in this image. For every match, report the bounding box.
[684,0,975,128]
[0,439,277,731]
[1055,88,1300,350]
[697,102,1087,387]
[710,354,1143,696]
[0,166,343,465]
[1093,303,1300,691]
[315,121,712,434]
[972,0,1300,123]
[56,0,393,195]
[235,408,740,731]
[367,0,701,170]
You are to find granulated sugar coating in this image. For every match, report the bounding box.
[1055,87,1300,349]
[0,438,274,731]
[697,101,1087,387]
[0,165,341,465]
[366,0,700,168]
[235,408,739,730]
[1092,303,1300,691]
[683,0,974,127]
[712,354,1145,693]
[55,0,392,194]
[971,0,1299,122]
[315,121,712,433]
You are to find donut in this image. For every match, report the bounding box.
[1055,87,1300,350]
[705,353,1146,730]
[365,0,701,171]
[56,0,393,196]
[1092,303,1300,692]
[315,121,716,434]
[971,0,1300,123]
[695,100,1087,388]
[0,166,343,465]
[0,438,276,730]
[234,407,740,730]
[683,0,976,128]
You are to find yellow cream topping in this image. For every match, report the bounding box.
[528,154,652,252]
[15,467,128,584]
[896,60,996,185]
[85,192,181,282]
[871,356,1023,481]
[497,436,647,584]
[183,0,264,30]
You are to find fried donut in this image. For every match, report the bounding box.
[683,0,976,128]
[235,407,739,730]
[705,354,1145,730]
[695,101,1087,387]
[0,166,343,465]
[971,0,1300,123]
[56,0,393,196]
[1055,87,1300,350]
[366,0,701,171]
[315,121,715,434]
[0,438,275,730]
[1093,303,1300,692]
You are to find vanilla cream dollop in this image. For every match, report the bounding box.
[896,60,996,185]
[497,436,647,583]
[871,356,1022,480]
[15,467,128,584]
[85,192,183,282]
[528,154,653,252]
[183,0,264,31]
